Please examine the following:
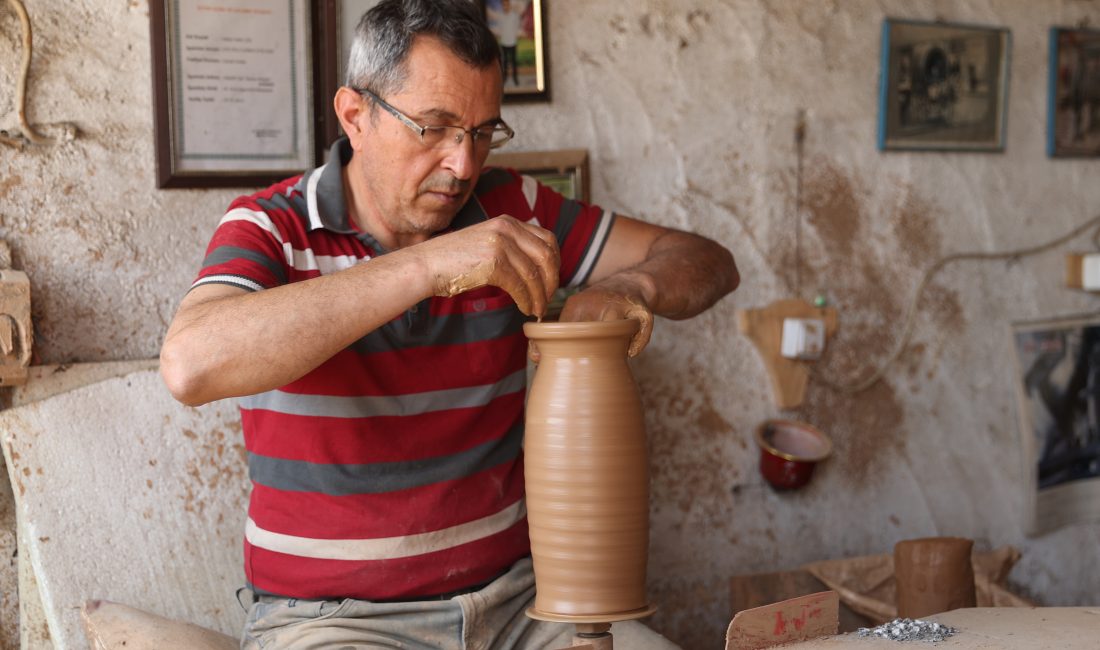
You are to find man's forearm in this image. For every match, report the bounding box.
[598,230,739,320]
[161,250,433,406]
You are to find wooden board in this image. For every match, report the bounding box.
[726,591,839,650]
[737,299,838,409]
[784,607,1100,649]
[731,570,870,633]
[1,370,248,649]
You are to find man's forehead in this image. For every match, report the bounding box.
[396,37,503,119]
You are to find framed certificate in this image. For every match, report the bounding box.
[150,0,318,188]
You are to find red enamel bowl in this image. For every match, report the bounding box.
[754,419,832,490]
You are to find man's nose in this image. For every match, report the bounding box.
[440,134,478,181]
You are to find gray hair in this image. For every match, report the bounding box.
[345,0,501,96]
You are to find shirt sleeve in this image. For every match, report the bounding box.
[190,200,291,293]
[520,173,615,288]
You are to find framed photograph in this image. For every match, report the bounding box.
[1010,314,1100,535]
[484,0,549,102]
[149,0,318,188]
[487,148,589,203]
[1048,27,1100,157]
[877,18,1011,152]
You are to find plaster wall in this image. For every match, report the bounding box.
[1,1,1099,648]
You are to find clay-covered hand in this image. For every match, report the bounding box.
[416,215,561,317]
[559,279,654,358]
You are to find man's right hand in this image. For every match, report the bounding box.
[414,215,561,318]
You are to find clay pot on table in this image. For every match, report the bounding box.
[894,537,977,618]
[522,319,655,623]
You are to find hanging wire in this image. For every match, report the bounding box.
[793,108,806,297]
[813,213,1100,394]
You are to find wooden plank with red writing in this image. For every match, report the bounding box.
[725,591,839,650]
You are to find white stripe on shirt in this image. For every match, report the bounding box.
[245,499,527,561]
[219,208,285,244]
[305,166,325,230]
[569,210,614,287]
[521,174,539,211]
[192,275,265,292]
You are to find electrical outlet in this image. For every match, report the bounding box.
[1065,253,1100,291]
[781,318,825,360]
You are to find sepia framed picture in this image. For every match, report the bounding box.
[483,0,549,102]
[487,148,589,203]
[149,0,318,188]
[1047,27,1100,158]
[1010,313,1100,536]
[877,18,1011,152]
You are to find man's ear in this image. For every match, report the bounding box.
[334,87,368,148]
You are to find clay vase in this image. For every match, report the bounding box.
[522,319,655,622]
[894,537,977,619]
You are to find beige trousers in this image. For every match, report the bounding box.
[241,557,679,650]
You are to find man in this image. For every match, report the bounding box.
[160,1,737,648]
[487,0,522,86]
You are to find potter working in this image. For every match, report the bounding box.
[159,0,737,647]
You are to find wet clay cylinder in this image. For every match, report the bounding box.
[523,319,654,622]
[894,537,977,619]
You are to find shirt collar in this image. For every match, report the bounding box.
[301,137,355,234]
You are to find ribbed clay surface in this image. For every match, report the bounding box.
[523,319,651,619]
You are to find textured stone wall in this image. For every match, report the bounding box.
[2,1,1100,648]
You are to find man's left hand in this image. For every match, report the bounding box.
[558,278,654,358]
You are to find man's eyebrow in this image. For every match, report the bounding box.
[417,107,503,127]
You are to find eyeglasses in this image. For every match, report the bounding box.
[352,87,514,151]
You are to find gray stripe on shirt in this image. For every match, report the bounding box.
[351,305,523,355]
[238,369,527,418]
[202,246,287,284]
[248,421,524,495]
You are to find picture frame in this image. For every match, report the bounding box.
[877,18,1011,152]
[149,0,318,188]
[1047,27,1100,157]
[313,0,383,149]
[484,0,549,103]
[487,148,589,203]
[1010,313,1100,536]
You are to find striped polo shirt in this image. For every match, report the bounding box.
[193,138,614,600]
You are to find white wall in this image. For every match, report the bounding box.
[2,1,1099,648]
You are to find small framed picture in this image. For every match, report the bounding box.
[487,148,589,203]
[483,0,549,103]
[1047,27,1100,157]
[877,18,1011,152]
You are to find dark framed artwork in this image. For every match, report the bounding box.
[1011,314,1100,535]
[486,148,588,203]
[877,18,1011,152]
[1048,27,1100,157]
[484,0,549,102]
[149,0,317,188]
